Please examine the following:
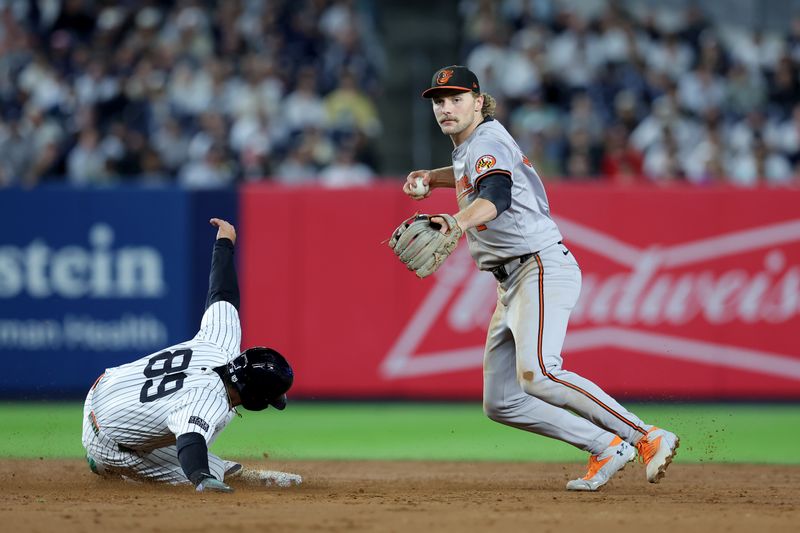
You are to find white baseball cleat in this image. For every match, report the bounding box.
[223,460,243,479]
[566,436,636,491]
[635,427,680,483]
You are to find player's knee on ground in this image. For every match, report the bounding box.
[86,455,108,476]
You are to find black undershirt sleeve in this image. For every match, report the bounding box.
[176,432,212,485]
[205,238,240,311]
[476,172,513,216]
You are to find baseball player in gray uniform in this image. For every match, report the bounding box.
[404,66,679,491]
[82,218,301,492]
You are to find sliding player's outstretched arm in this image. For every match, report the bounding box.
[197,218,242,359]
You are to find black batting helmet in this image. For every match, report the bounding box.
[224,347,293,411]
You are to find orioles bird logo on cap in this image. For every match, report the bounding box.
[436,69,454,85]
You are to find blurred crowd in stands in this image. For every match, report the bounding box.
[460,0,800,186]
[1,0,800,188]
[0,0,385,188]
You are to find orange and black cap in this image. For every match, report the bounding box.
[422,65,480,98]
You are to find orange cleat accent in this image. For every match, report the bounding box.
[566,435,634,491]
[636,427,680,483]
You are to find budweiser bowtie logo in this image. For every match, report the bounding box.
[382,217,800,381]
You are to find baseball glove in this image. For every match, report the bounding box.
[388,214,463,278]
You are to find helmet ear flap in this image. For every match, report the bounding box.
[270,393,287,410]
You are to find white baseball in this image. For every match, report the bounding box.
[410,177,429,196]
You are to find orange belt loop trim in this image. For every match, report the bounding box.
[89,410,101,436]
[533,254,647,436]
[91,373,105,391]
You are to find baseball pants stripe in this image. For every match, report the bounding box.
[532,253,648,436]
[483,289,615,455]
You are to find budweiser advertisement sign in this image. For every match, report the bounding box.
[240,184,800,400]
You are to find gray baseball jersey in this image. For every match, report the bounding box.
[82,301,241,482]
[451,118,562,269]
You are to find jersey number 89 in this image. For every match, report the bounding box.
[139,349,193,403]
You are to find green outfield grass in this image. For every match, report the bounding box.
[2,402,798,464]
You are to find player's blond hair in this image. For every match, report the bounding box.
[476,92,496,118]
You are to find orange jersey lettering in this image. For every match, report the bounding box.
[456,174,473,198]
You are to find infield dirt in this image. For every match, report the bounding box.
[1,459,797,533]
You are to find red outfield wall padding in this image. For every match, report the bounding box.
[240,183,800,400]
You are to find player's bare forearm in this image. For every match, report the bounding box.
[428,166,456,189]
[453,198,497,232]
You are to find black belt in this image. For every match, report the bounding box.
[489,242,562,282]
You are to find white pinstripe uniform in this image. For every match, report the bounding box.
[454,119,651,455]
[82,301,241,483]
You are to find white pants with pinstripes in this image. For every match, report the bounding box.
[81,385,226,484]
[483,242,650,455]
